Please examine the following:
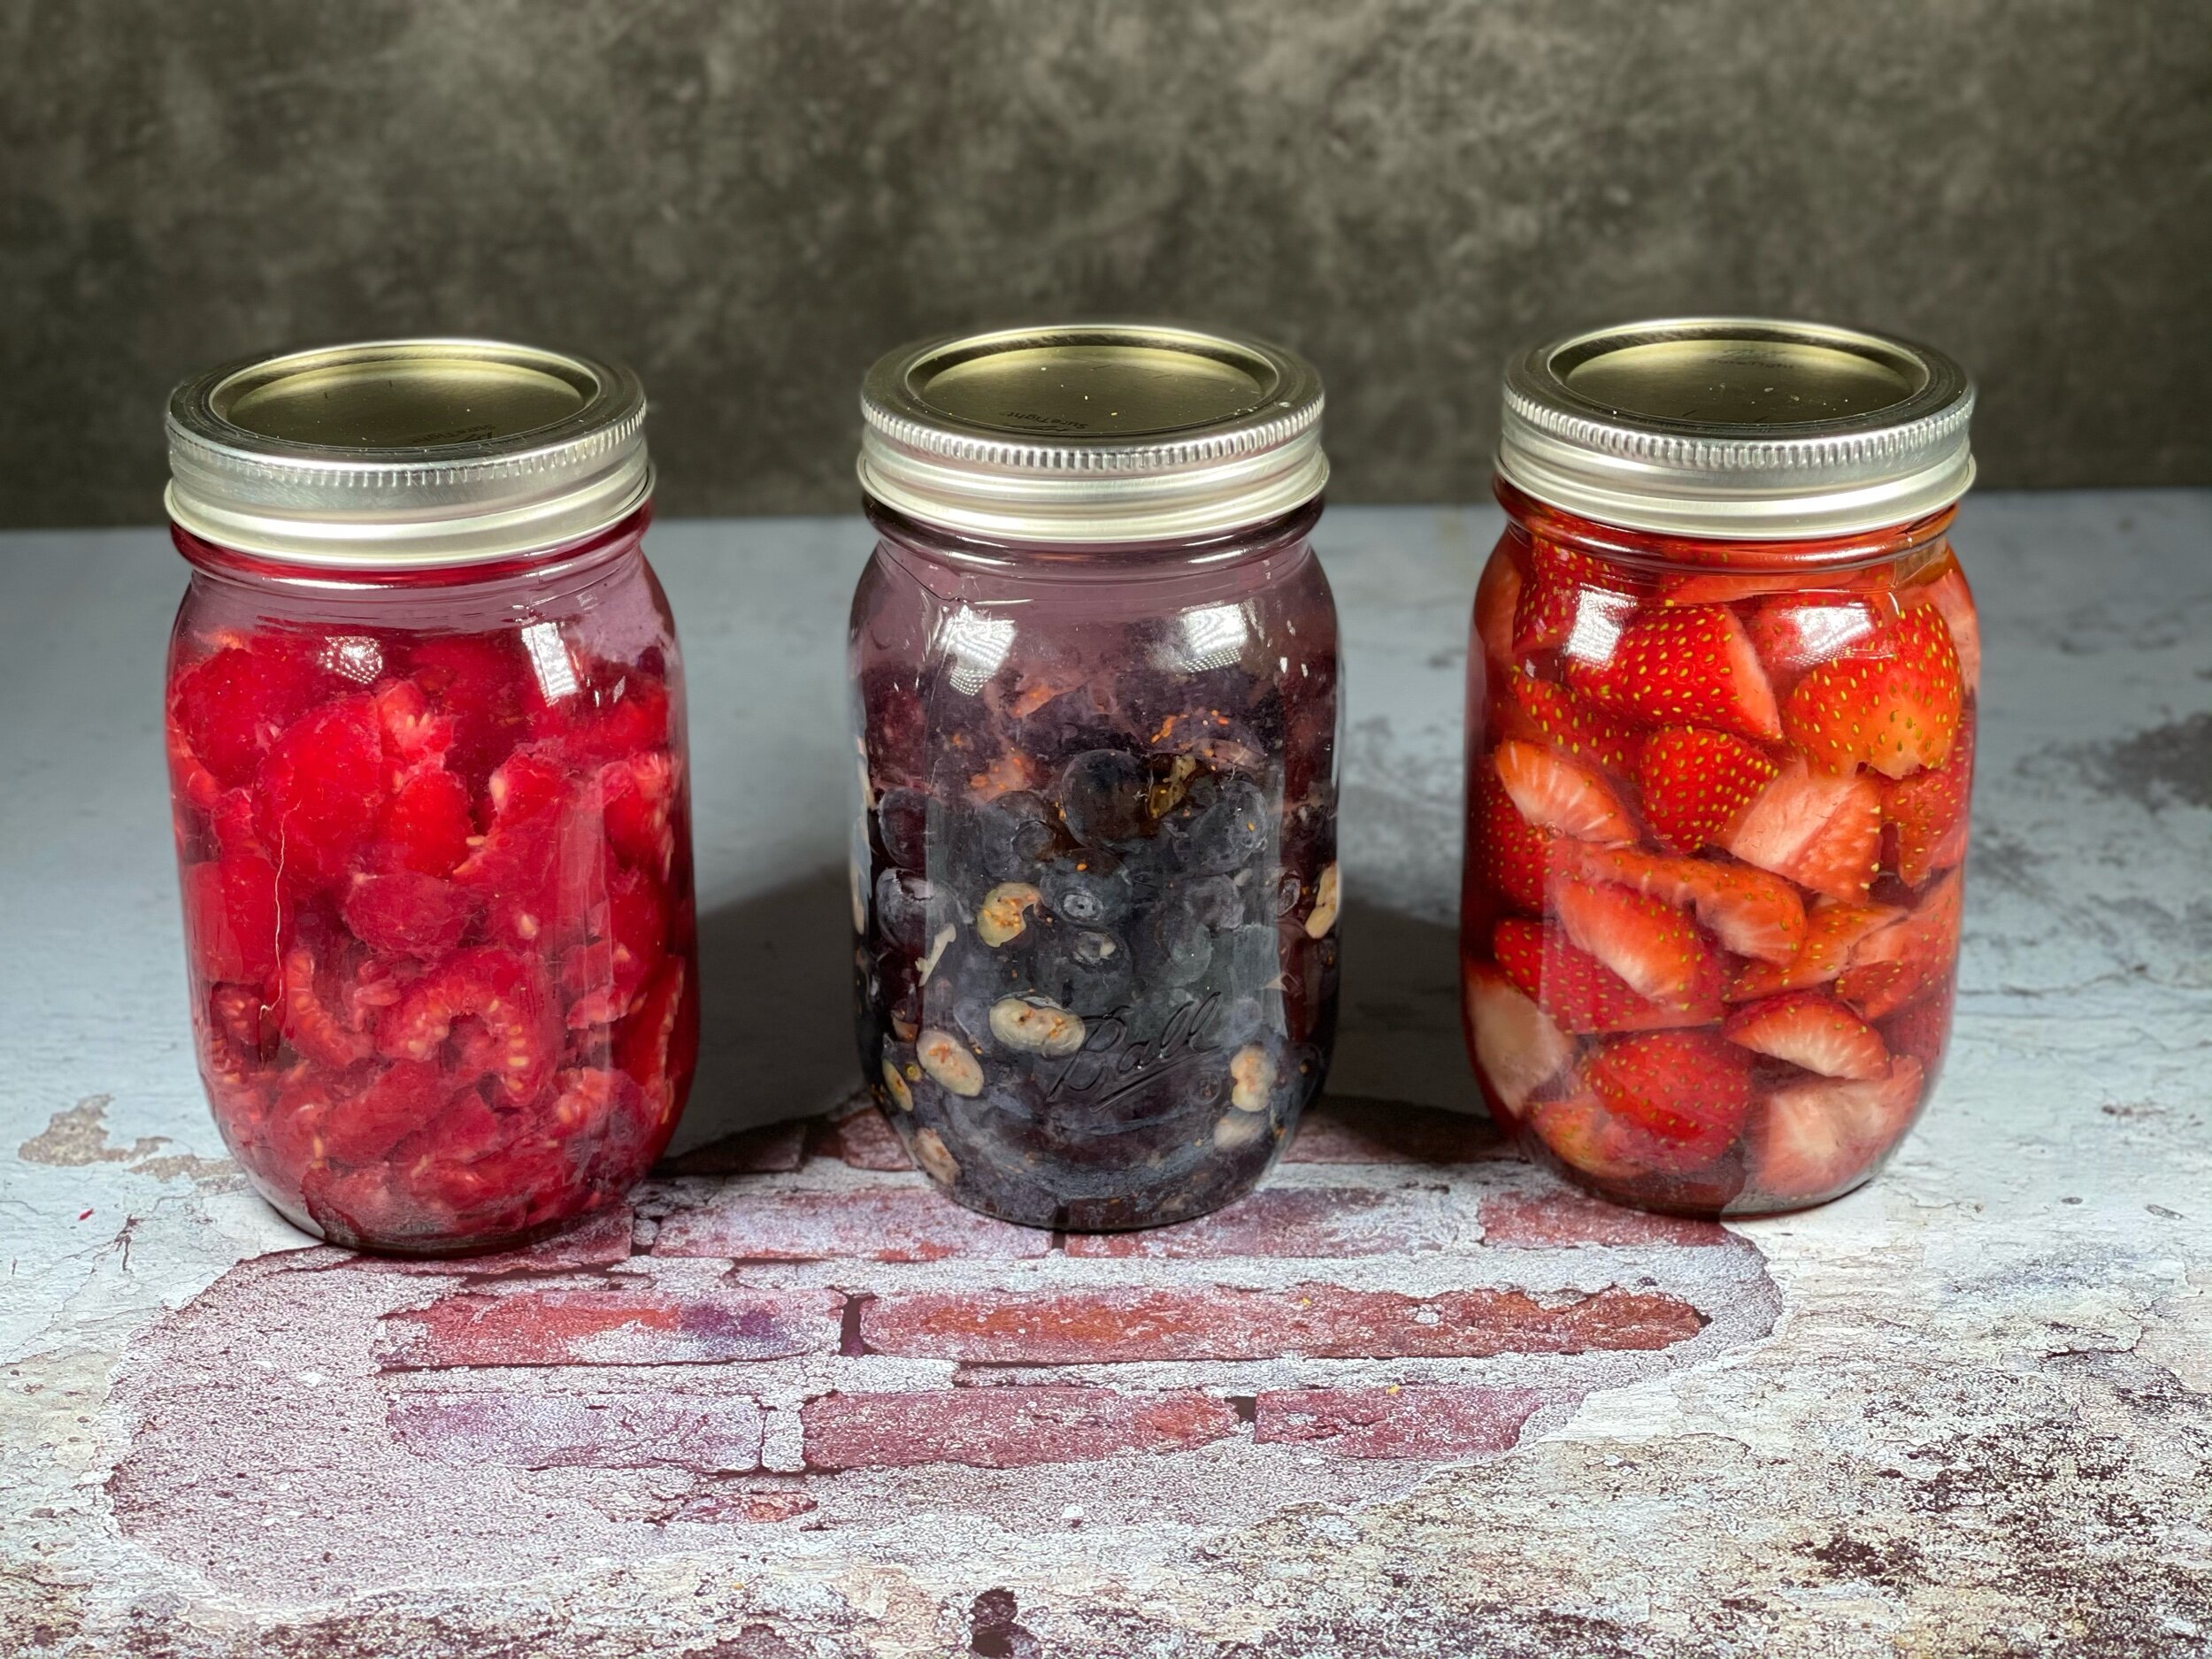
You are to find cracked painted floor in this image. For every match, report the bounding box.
[4,496,2210,1656]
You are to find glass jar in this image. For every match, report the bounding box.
[849,324,1341,1230]
[165,340,697,1254]
[1461,319,1979,1217]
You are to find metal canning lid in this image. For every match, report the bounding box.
[857,322,1327,543]
[165,338,651,567]
[1497,318,1975,540]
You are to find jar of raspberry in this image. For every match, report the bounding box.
[850,324,1340,1229]
[1462,319,1978,1217]
[165,340,697,1254]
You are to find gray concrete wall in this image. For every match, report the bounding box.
[3,0,2206,526]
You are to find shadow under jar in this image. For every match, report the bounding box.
[850,324,1342,1230]
[1461,319,1981,1217]
[165,340,698,1254]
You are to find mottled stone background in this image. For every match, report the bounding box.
[3,0,2208,526]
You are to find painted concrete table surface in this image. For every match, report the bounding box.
[3,495,2208,1659]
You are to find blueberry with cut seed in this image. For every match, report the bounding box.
[875,787,931,872]
[1040,851,1131,927]
[1056,749,1150,845]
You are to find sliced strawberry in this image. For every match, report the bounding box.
[1493,918,1710,1034]
[1464,962,1575,1118]
[1469,758,1555,914]
[1884,705,1975,886]
[1564,605,1783,743]
[1512,541,1624,658]
[1723,991,1888,1080]
[1726,897,1901,1000]
[1495,670,1642,774]
[1745,595,1893,695]
[340,871,477,958]
[1527,1091,1648,1183]
[168,635,342,790]
[1634,726,1778,853]
[373,766,476,877]
[1655,571,1807,606]
[1553,880,1723,1013]
[1723,755,1883,902]
[1916,556,1981,690]
[1879,979,1955,1071]
[1583,1029,1754,1171]
[256,695,389,887]
[1493,739,1637,845]
[1745,1056,1924,1202]
[378,946,559,1104]
[182,850,281,987]
[1837,867,1962,1020]
[1783,605,1963,779]
[1556,843,1806,964]
[1474,549,1523,670]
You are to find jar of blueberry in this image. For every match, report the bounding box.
[165,340,697,1255]
[849,324,1340,1229]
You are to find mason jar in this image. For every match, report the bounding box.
[849,324,1341,1230]
[1460,319,1978,1217]
[165,340,698,1254]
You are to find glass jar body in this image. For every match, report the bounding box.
[1461,485,1978,1217]
[849,503,1342,1230]
[166,513,699,1254]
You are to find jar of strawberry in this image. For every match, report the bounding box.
[165,340,697,1254]
[1462,319,1978,1216]
[851,324,1340,1230]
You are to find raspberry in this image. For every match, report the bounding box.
[601,749,679,875]
[378,947,558,1105]
[340,872,477,957]
[168,634,342,790]
[256,695,388,888]
[373,767,476,877]
[182,850,280,987]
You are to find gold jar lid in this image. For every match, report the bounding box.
[1497,318,1975,539]
[857,322,1328,543]
[166,339,651,567]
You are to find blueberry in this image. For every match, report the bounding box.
[875,787,931,872]
[1220,923,1281,992]
[1040,852,1131,927]
[969,791,1059,883]
[1177,875,1244,933]
[1056,749,1150,845]
[1137,903,1212,987]
[1177,781,1270,875]
[1196,992,1270,1049]
[872,868,934,956]
[1030,926,1134,1016]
